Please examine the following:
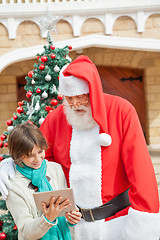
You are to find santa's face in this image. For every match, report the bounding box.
[65,94,89,113]
[63,94,96,131]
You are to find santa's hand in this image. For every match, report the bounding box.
[0,158,15,200]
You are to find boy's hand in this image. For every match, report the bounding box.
[65,208,82,225]
[42,196,71,222]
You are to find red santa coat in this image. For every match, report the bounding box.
[40,56,160,240]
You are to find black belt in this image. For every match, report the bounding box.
[77,188,131,222]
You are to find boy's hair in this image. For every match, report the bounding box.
[8,122,47,165]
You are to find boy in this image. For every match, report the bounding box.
[6,122,81,240]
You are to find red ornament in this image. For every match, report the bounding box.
[0,134,7,141]
[0,156,3,161]
[50,45,55,50]
[6,119,13,126]
[17,107,24,114]
[0,142,3,148]
[0,232,7,240]
[13,225,17,230]
[4,142,8,147]
[41,55,48,63]
[57,94,63,100]
[37,56,40,60]
[39,64,45,70]
[26,91,32,98]
[36,88,41,94]
[45,106,53,112]
[51,54,56,59]
[28,71,34,78]
[57,76,59,80]
[68,45,72,50]
[13,115,18,120]
[18,101,23,107]
[51,99,58,106]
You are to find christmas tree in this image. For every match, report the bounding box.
[0,192,18,240]
[0,27,72,239]
[0,32,72,160]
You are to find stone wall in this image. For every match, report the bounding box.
[145,65,160,145]
[0,76,17,153]
[148,147,160,198]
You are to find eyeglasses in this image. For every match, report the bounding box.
[63,99,89,107]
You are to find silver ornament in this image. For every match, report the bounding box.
[42,91,48,98]
[39,117,45,125]
[54,65,60,72]
[7,126,14,132]
[45,74,51,81]
[66,55,72,62]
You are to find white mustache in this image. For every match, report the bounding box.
[72,105,87,111]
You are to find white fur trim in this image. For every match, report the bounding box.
[121,207,160,240]
[69,124,103,239]
[69,124,102,208]
[59,65,89,96]
[97,133,112,146]
[103,215,127,240]
[75,219,105,240]
[72,213,128,240]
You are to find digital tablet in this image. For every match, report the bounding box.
[33,188,76,217]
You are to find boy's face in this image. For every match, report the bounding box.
[22,145,45,169]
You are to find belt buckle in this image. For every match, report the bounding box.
[81,208,95,222]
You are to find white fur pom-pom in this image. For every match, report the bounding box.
[97,133,112,146]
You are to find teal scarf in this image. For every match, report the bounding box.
[16,160,72,240]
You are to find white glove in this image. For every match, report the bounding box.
[0,157,15,200]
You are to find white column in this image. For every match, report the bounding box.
[105,13,113,35]
[137,11,145,33]
[8,18,18,39]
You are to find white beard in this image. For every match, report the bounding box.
[63,101,97,131]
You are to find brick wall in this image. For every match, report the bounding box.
[149,147,160,199]
[145,67,160,144]
[0,76,17,154]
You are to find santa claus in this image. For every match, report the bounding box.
[40,55,160,240]
[0,55,160,240]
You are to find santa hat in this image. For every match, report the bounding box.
[60,56,112,147]
[59,64,89,96]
